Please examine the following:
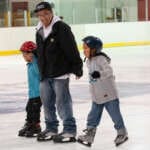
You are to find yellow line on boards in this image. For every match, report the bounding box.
[0,41,150,56]
[103,41,150,48]
[78,41,150,51]
[0,50,21,56]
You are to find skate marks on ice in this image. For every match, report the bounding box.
[1,46,150,114]
[0,82,27,114]
[70,81,150,102]
[0,81,150,114]
[117,82,150,98]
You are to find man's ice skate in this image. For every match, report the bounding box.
[77,128,96,147]
[18,122,32,137]
[115,134,128,146]
[53,132,76,143]
[37,129,57,141]
[25,123,41,137]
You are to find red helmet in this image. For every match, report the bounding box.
[20,41,37,52]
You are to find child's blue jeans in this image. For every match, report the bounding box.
[87,99,126,132]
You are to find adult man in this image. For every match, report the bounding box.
[34,2,83,143]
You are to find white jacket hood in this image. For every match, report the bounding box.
[36,15,61,31]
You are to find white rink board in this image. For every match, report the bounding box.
[0,22,150,51]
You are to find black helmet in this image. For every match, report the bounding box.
[82,36,103,54]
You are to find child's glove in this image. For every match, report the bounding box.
[91,71,100,79]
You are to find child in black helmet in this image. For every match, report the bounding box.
[18,41,42,137]
[77,36,128,147]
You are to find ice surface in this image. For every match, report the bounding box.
[0,46,150,150]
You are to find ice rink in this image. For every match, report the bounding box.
[0,46,150,150]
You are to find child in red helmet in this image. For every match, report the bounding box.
[77,36,128,147]
[18,41,42,137]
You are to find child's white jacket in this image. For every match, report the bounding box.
[87,55,118,104]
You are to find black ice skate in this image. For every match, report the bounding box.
[37,129,57,141]
[25,123,41,137]
[77,128,96,147]
[18,122,32,137]
[114,134,128,146]
[53,132,76,143]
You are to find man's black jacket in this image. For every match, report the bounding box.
[36,21,83,80]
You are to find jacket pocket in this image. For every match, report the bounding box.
[90,79,106,101]
[90,77,118,104]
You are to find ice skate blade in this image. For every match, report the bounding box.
[25,133,38,138]
[37,136,54,142]
[18,134,26,137]
[18,130,27,137]
[115,137,128,146]
[37,138,53,142]
[25,130,41,138]
[53,137,76,143]
[77,139,92,147]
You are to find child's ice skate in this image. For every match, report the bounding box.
[114,129,128,146]
[53,132,76,143]
[18,122,32,137]
[37,129,57,141]
[25,123,41,137]
[77,128,96,147]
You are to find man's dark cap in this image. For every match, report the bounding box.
[34,2,52,13]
